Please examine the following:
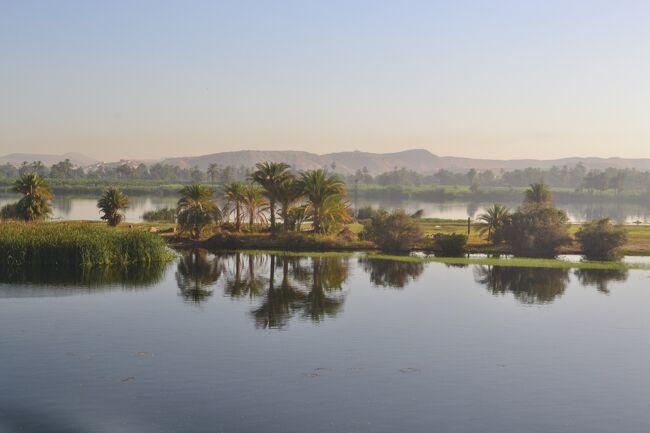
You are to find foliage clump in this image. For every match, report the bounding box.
[361,209,423,251]
[142,207,177,223]
[433,233,468,257]
[501,204,571,258]
[575,218,627,261]
[97,187,129,226]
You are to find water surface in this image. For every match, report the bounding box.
[1,251,650,432]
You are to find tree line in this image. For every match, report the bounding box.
[4,158,650,193]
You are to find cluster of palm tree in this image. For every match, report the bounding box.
[176,161,350,239]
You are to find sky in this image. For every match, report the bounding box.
[1,0,650,161]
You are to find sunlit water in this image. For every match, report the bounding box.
[2,194,650,223]
[2,251,650,432]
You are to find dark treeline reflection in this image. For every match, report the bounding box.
[474,265,630,304]
[358,257,424,289]
[174,250,349,327]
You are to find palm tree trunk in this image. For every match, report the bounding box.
[282,203,289,232]
[269,199,276,234]
[249,207,254,230]
[235,202,241,231]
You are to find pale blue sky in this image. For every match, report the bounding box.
[1,0,649,160]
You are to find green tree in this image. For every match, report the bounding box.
[177,184,221,239]
[207,163,219,185]
[241,183,268,230]
[13,173,54,221]
[477,204,510,242]
[524,182,552,205]
[223,181,246,231]
[362,209,422,251]
[299,169,346,234]
[502,204,571,258]
[275,178,304,231]
[575,218,627,261]
[97,187,129,226]
[251,162,291,234]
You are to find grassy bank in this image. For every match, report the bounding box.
[0,222,175,267]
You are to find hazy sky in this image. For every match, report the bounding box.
[1,0,650,161]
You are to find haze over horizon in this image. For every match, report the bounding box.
[2,1,649,161]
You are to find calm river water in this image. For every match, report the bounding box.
[1,251,650,432]
[2,194,650,223]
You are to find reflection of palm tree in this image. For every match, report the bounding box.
[302,256,348,321]
[175,250,224,304]
[251,256,306,329]
[359,257,424,289]
[474,265,569,304]
[574,268,628,294]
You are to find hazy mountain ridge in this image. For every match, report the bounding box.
[0,152,98,167]
[5,149,650,175]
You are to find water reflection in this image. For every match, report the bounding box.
[359,257,424,289]
[573,268,629,294]
[175,250,224,304]
[0,263,167,297]
[474,265,570,304]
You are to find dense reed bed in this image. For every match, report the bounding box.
[0,222,175,267]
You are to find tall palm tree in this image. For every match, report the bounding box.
[241,183,268,230]
[13,173,54,221]
[299,169,346,234]
[525,183,552,205]
[97,187,129,226]
[223,181,246,231]
[177,184,221,239]
[477,204,510,242]
[275,178,304,231]
[207,163,219,185]
[251,162,291,233]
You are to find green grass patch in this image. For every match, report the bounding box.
[0,221,176,267]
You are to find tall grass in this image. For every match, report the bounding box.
[0,222,175,267]
[142,207,176,222]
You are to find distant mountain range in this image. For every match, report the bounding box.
[5,149,650,175]
[0,152,98,167]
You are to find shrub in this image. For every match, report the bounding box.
[0,202,20,220]
[143,207,176,223]
[356,206,379,220]
[501,204,571,258]
[575,218,627,261]
[361,209,422,251]
[433,233,467,257]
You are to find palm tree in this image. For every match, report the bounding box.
[97,187,129,226]
[477,204,510,242]
[13,173,54,221]
[207,163,219,185]
[251,162,291,233]
[299,169,346,234]
[275,178,304,231]
[223,181,246,231]
[177,184,221,239]
[241,183,268,230]
[525,183,552,205]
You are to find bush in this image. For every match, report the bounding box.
[361,209,423,251]
[142,207,176,222]
[575,218,627,261]
[501,204,570,258]
[0,202,19,220]
[433,233,467,257]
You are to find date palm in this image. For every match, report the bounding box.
[97,187,129,226]
[223,181,246,231]
[13,173,54,221]
[275,178,304,231]
[251,162,291,233]
[477,204,510,242]
[177,184,221,239]
[241,183,268,230]
[299,169,346,234]
[525,183,552,205]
